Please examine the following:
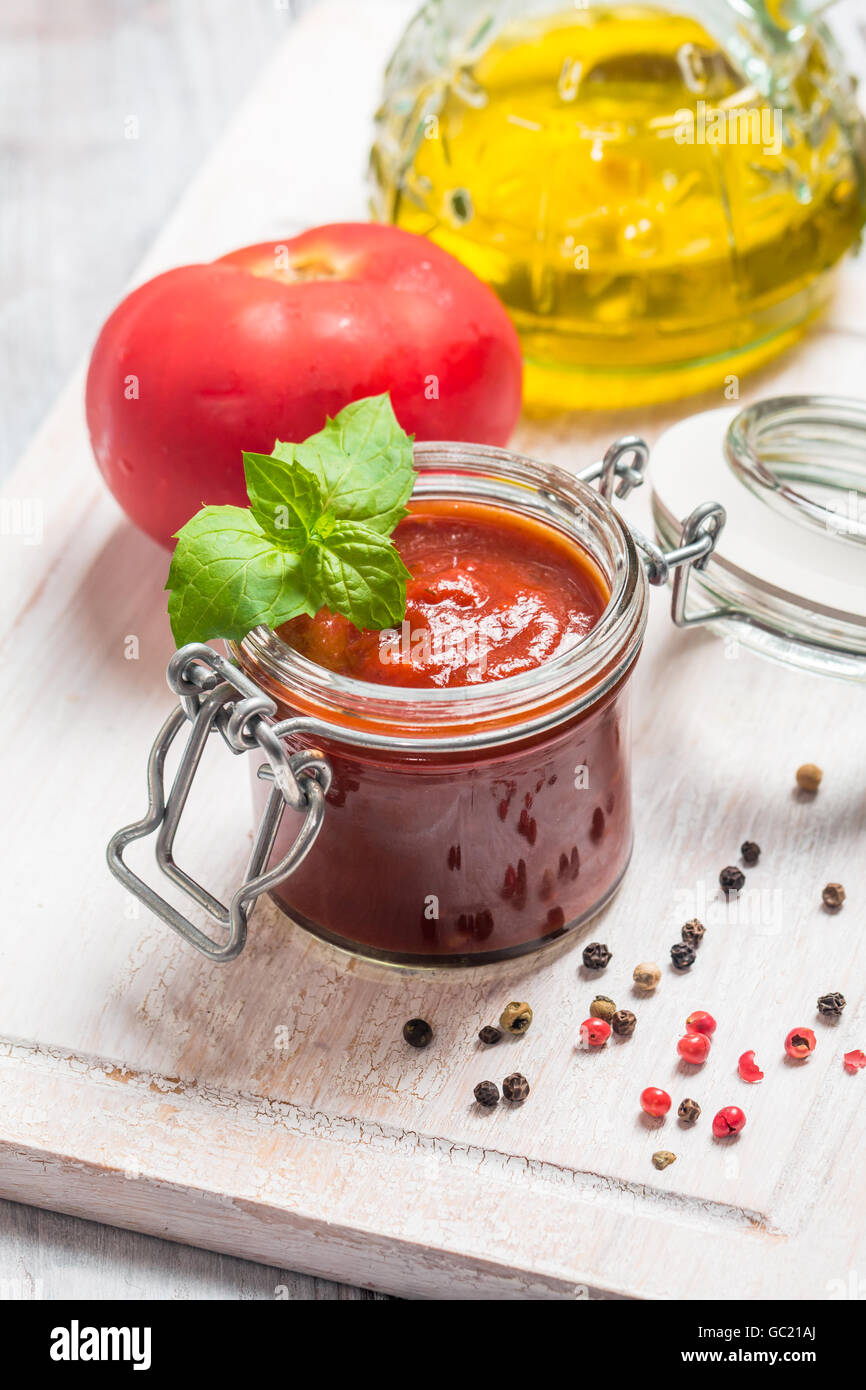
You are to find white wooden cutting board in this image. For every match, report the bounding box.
[2,0,866,1300]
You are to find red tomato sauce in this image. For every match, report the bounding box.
[278,501,609,687]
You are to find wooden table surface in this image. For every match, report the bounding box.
[0,0,391,1303]
[2,0,865,1303]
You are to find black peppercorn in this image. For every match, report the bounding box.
[402,1018,433,1048]
[719,865,745,895]
[502,1072,530,1102]
[681,918,705,948]
[817,991,846,1017]
[740,840,760,865]
[478,1025,502,1045]
[678,1097,701,1124]
[474,1080,499,1107]
[822,882,845,911]
[611,1009,636,1037]
[583,942,612,970]
[670,942,696,970]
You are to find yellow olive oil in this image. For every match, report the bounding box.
[370,5,865,409]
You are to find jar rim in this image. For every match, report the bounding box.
[234,441,648,744]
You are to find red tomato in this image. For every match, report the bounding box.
[86,223,523,546]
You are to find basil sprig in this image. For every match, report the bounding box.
[166,395,415,647]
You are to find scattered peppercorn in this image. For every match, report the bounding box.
[499,1001,533,1034]
[681,919,705,948]
[583,942,612,970]
[590,995,617,1022]
[652,1150,676,1171]
[719,865,745,895]
[686,1010,717,1036]
[579,1017,611,1048]
[640,1087,672,1117]
[611,1009,636,1037]
[844,1050,866,1072]
[678,1097,701,1124]
[678,1032,711,1064]
[671,942,696,970]
[738,1050,764,1083]
[785,1027,817,1059]
[633,962,661,992]
[741,840,761,866]
[402,1018,433,1048]
[502,1072,530,1102]
[817,992,846,1017]
[796,763,822,793]
[478,1025,502,1045]
[473,1080,499,1107]
[712,1105,746,1137]
[822,882,845,912]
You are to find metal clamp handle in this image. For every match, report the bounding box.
[107,644,331,961]
[579,437,727,628]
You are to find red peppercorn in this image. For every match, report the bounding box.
[738,1050,764,1083]
[677,1032,711,1065]
[712,1105,746,1138]
[685,1010,716,1036]
[640,1087,672,1117]
[580,1018,611,1048]
[785,1027,817,1059]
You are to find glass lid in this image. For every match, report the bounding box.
[651,396,866,680]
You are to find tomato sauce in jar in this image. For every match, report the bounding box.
[237,444,647,964]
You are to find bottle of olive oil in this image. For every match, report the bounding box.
[371,2,866,410]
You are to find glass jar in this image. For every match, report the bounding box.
[232,444,648,964]
[370,0,866,410]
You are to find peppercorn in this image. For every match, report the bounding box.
[712,1105,746,1137]
[580,1017,611,1048]
[671,942,696,970]
[652,1150,676,1171]
[817,991,846,1017]
[611,1009,636,1037]
[681,918,705,948]
[796,763,822,794]
[719,865,745,895]
[583,942,612,970]
[741,840,761,866]
[822,882,845,912]
[784,1027,817,1059]
[499,1001,533,1035]
[402,1018,433,1048]
[478,1025,502,1045]
[473,1080,499,1108]
[678,1097,701,1124]
[502,1072,530,1102]
[633,962,661,992]
[640,1087,671,1117]
[590,995,617,1022]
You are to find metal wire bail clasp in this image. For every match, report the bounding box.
[107,644,331,962]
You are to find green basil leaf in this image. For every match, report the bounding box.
[275,394,415,535]
[303,521,412,632]
[242,451,323,547]
[167,506,315,647]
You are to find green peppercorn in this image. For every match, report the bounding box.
[474,1080,499,1107]
[499,1001,533,1034]
[611,1009,636,1037]
[402,1018,433,1048]
[681,918,705,948]
[502,1073,530,1102]
[478,1025,502,1045]
[590,995,617,1022]
[817,991,846,1016]
[652,1150,676,1171]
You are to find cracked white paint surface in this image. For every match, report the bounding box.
[1,0,866,1300]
